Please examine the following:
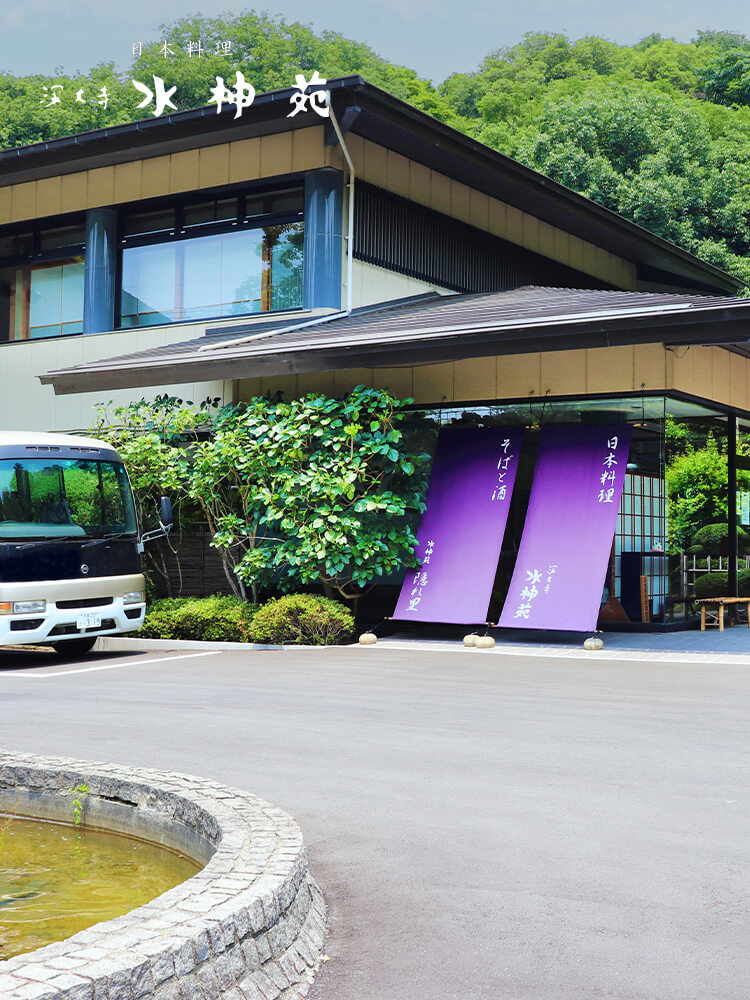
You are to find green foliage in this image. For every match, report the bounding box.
[5,21,750,288]
[207,385,429,603]
[666,436,728,551]
[90,394,226,597]
[698,44,750,105]
[139,592,353,645]
[436,30,750,290]
[693,569,750,598]
[247,593,354,645]
[689,522,750,555]
[666,421,750,552]
[91,387,427,607]
[91,394,216,529]
[0,63,145,148]
[139,595,258,642]
[489,80,750,288]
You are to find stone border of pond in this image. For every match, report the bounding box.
[0,750,326,1000]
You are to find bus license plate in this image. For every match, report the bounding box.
[77,613,101,630]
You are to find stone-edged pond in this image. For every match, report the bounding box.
[0,815,200,960]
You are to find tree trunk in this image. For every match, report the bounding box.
[218,551,244,599]
[145,545,172,597]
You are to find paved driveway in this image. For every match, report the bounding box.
[1,643,749,1000]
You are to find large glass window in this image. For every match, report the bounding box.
[0,258,84,341]
[120,222,303,327]
[0,219,85,342]
[400,396,671,624]
[399,394,749,627]
[0,459,137,539]
[119,188,304,328]
[29,260,85,338]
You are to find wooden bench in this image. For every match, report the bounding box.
[699,597,750,631]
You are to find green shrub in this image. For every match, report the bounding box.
[139,595,258,642]
[248,594,354,646]
[693,569,750,599]
[689,523,750,555]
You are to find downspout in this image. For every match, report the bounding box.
[198,94,354,355]
[329,97,355,316]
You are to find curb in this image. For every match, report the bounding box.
[95,635,287,652]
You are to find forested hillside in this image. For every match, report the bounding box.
[3,15,750,287]
[442,31,750,288]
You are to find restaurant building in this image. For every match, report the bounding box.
[2,76,750,627]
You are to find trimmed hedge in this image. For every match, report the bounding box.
[138,593,354,645]
[688,522,750,556]
[138,596,258,642]
[247,594,354,646]
[693,569,750,599]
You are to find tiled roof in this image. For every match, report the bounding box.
[41,286,750,395]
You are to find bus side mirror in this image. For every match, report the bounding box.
[160,496,173,530]
[138,497,174,553]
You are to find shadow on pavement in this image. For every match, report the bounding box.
[0,646,143,671]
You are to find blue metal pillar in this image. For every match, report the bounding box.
[83,209,117,334]
[303,169,343,310]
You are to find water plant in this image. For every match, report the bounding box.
[67,784,89,828]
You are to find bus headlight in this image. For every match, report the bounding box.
[7,600,47,614]
[122,591,146,605]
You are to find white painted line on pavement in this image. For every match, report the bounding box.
[0,651,216,678]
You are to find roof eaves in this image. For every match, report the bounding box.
[40,293,750,394]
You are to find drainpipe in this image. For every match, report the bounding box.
[198,94,354,355]
[329,98,355,317]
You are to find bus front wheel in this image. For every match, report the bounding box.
[51,637,98,658]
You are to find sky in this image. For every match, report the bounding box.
[0,0,747,83]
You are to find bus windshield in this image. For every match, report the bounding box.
[0,459,138,540]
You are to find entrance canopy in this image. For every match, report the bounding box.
[40,285,750,395]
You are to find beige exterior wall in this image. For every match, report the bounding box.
[351,261,453,307]
[0,127,329,222]
[326,137,638,291]
[0,328,233,432]
[19,336,743,434]
[237,344,750,413]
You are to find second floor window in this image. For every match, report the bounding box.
[0,223,85,342]
[118,188,304,328]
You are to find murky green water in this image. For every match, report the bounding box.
[0,816,200,960]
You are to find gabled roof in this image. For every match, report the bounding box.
[0,77,741,296]
[41,286,750,395]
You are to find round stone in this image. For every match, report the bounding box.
[359,632,378,645]
[475,635,496,649]
[583,636,604,651]
[463,634,478,647]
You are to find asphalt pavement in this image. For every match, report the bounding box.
[1,642,749,1000]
